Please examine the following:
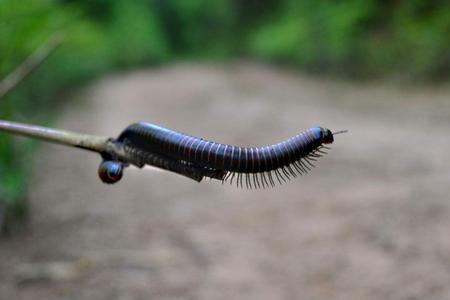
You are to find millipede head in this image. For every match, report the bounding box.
[322,128,334,144]
[98,160,124,184]
[313,127,334,144]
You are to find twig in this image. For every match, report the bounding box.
[0,119,208,182]
[0,120,109,153]
[0,33,64,99]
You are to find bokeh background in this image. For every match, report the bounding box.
[1,1,450,299]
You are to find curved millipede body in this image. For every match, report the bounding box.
[110,122,342,188]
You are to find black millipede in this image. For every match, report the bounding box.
[98,122,347,188]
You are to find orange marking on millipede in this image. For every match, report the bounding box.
[222,145,228,168]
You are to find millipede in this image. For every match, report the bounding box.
[99,122,347,188]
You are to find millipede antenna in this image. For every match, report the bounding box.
[332,130,348,135]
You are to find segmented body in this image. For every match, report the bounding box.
[109,122,334,188]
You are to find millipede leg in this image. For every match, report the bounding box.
[305,157,316,168]
[239,172,244,189]
[261,173,269,189]
[245,173,251,189]
[299,159,311,172]
[229,172,236,185]
[286,166,297,177]
[276,169,287,183]
[274,169,282,184]
[316,149,328,155]
[253,173,261,189]
[281,167,291,179]
[292,162,304,175]
[286,165,295,177]
[222,172,229,184]
[267,172,275,187]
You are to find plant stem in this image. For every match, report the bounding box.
[0,120,109,153]
[0,33,64,99]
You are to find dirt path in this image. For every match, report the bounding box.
[1,63,450,300]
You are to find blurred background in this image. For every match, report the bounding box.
[0,0,449,299]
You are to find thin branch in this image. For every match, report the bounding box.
[0,119,207,182]
[0,33,64,99]
[0,120,109,153]
[0,120,203,181]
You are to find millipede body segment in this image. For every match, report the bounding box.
[98,122,340,188]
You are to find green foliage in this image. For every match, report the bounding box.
[249,0,375,72]
[0,0,64,76]
[107,0,169,67]
[157,0,235,57]
[0,0,64,230]
[361,1,450,78]
[247,0,450,78]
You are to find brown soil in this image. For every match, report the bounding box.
[1,63,450,300]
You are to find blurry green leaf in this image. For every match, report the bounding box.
[107,0,170,67]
